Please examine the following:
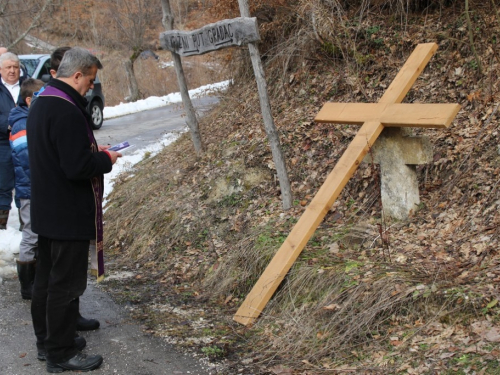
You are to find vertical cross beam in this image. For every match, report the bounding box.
[234,43,443,325]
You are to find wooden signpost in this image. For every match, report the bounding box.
[160,8,293,209]
[161,17,260,56]
[233,43,461,326]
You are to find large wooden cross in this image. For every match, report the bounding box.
[234,43,461,326]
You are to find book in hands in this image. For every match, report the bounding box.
[108,141,133,152]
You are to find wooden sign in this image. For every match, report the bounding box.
[233,43,461,326]
[160,17,260,56]
[159,1,292,208]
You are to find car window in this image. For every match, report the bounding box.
[38,59,51,77]
[20,59,39,77]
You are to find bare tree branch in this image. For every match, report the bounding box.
[6,0,54,49]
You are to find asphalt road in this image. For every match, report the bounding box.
[0,275,211,374]
[94,96,220,150]
[0,98,220,375]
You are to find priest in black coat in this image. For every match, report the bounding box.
[27,47,121,373]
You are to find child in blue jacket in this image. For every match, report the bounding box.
[9,78,44,299]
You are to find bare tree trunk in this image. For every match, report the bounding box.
[160,0,203,155]
[123,58,141,102]
[237,0,293,210]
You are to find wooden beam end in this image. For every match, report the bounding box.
[443,104,462,128]
[233,313,256,326]
[314,103,341,123]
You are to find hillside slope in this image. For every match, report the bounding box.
[101,2,500,374]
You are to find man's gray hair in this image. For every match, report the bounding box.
[56,47,102,78]
[0,52,19,66]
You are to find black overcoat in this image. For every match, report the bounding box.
[27,79,112,240]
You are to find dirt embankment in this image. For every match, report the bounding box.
[101,2,500,374]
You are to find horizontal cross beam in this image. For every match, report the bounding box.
[315,103,461,128]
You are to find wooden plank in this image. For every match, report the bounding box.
[233,120,384,325]
[315,103,386,124]
[316,103,461,128]
[160,17,260,56]
[381,103,461,128]
[378,43,438,104]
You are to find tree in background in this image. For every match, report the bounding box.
[0,0,54,52]
[105,0,160,102]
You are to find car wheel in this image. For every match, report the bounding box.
[90,100,103,130]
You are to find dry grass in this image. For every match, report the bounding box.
[260,265,456,363]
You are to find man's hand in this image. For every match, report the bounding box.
[98,144,111,151]
[107,150,122,164]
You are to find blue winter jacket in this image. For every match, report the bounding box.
[9,104,30,199]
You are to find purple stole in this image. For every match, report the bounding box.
[39,86,106,282]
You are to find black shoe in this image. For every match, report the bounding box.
[76,315,100,331]
[37,336,86,361]
[46,352,103,373]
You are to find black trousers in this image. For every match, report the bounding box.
[31,236,90,363]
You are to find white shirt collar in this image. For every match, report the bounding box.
[1,77,19,88]
[2,77,20,101]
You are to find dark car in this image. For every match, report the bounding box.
[19,54,105,129]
